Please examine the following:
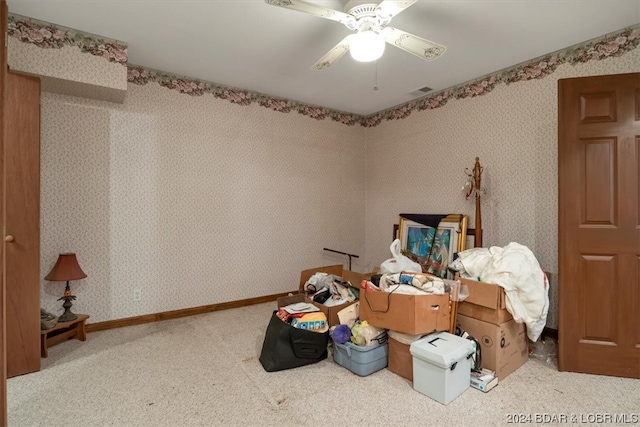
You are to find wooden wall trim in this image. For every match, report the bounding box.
[86,291,294,333]
[85,294,562,339]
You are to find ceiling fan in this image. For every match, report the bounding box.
[264,0,446,70]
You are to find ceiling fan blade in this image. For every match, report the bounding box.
[265,0,355,26]
[376,0,417,19]
[381,27,446,60]
[311,35,353,70]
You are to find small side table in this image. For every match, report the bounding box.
[40,314,90,358]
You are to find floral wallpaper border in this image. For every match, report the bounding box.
[363,25,640,127]
[126,66,361,125]
[129,23,640,127]
[8,13,128,64]
[8,13,639,127]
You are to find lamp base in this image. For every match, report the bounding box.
[57,295,78,323]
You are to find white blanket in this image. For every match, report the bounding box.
[457,242,549,341]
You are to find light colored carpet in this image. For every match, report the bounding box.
[8,302,640,426]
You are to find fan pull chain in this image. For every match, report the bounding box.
[374,61,379,91]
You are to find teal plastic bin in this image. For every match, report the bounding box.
[333,341,388,376]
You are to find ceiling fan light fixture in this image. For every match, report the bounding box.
[349,30,385,62]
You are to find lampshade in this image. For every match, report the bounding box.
[350,30,385,62]
[45,253,87,282]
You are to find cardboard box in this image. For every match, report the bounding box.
[456,314,528,381]
[276,293,306,308]
[457,276,513,325]
[298,265,371,292]
[388,337,413,381]
[359,289,450,335]
[278,265,374,327]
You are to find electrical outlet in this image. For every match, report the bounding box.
[133,288,141,302]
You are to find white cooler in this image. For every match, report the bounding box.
[410,331,474,405]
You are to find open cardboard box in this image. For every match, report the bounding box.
[276,265,374,327]
[457,314,528,380]
[359,288,451,335]
[456,276,512,325]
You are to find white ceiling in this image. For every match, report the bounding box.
[7,0,640,115]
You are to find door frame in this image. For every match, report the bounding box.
[1,0,8,423]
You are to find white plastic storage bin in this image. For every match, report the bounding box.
[410,331,474,405]
[333,341,388,376]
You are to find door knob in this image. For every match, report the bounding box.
[5,235,14,242]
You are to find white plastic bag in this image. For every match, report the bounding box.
[379,239,422,274]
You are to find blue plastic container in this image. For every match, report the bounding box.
[333,341,389,376]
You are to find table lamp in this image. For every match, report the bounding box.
[45,253,87,322]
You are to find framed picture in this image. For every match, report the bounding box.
[398,214,467,278]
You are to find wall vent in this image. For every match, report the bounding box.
[408,86,433,97]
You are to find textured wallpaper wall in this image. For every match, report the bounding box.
[364,48,640,328]
[40,84,366,322]
[26,24,640,328]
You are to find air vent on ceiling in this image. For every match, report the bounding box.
[408,86,433,97]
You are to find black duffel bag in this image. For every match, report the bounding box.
[259,310,329,372]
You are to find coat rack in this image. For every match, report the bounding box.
[464,157,484,248]
[323,248,359,270]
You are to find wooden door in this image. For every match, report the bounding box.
[4,71,41,378]
[558,72,640,378]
